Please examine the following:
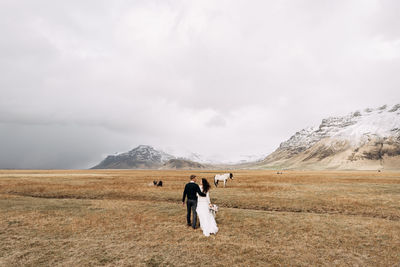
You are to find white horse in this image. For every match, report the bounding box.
[214,173,233,187]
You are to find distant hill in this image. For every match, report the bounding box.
[160,159,206,169]
[255,104,400,170]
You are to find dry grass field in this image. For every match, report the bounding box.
[0,169,399,266]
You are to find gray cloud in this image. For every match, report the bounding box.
[1,0,400,168]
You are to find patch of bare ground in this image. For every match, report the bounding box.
[0,170,400,266]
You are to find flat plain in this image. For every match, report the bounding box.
[0,169,399,266]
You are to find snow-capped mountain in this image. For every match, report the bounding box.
[181,152,265,165]
[92,145,263,169]
[92,145,176,169]
[259,104,400,170]
[181,152,211,164]
[237,154,266,164]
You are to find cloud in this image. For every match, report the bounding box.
[0,0,400,168]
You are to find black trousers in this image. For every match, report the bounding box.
[186,199,197,228]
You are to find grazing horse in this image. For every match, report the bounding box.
[214,173,233,187]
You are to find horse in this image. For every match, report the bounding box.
[214,173,233,187]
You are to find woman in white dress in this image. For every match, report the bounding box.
[196,178,218,237]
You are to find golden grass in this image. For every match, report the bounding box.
[0,169,400,266]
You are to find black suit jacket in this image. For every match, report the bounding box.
[182,182,206,202]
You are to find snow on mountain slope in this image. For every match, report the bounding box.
[181,152,265,165]
[260,104,400,170]
[181,152,211,164]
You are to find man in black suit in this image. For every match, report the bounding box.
[182,175,206,229]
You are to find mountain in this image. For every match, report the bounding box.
[257,104,400,170]
[160,159,206,169]
[236,154,266,164]
[181,152,211,164]
[92,145,175,169]
[182,152,265,165]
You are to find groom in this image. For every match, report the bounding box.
[182,175,206,229]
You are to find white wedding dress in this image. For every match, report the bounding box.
[196,188,218,237]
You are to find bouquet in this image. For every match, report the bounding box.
[209,204,219,217]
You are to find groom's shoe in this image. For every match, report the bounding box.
[187,223,191,227]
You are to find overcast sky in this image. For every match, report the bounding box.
[1,0,400,168]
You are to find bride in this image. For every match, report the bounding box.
[196,178,218,237]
